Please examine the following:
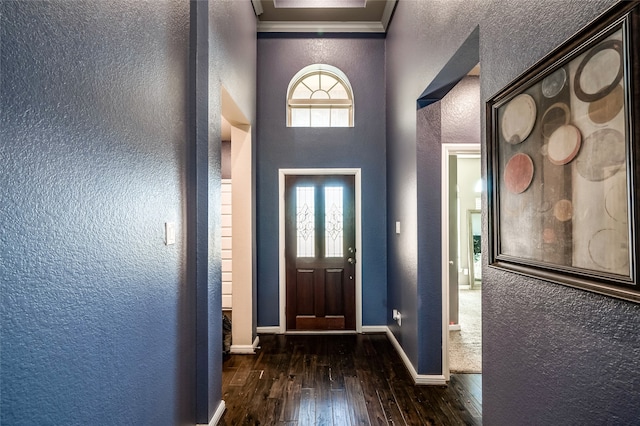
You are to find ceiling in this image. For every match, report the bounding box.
[252,0,397,33]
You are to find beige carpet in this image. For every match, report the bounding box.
[449,288,482,373]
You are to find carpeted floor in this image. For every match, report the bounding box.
[449,288,482,373]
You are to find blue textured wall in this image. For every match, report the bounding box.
[1,1,193,424]
[1,1,256,424]
[256,37,387,327]
[206,0,257,419]
[387,0,640,423]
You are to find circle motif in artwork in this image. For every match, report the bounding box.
[540,102,571,140]
[501,94,537,144]
[553,199,573,222]
[575,128,625,181]
[588,228,629,271]
[541,68,567,98]
[504,153,534,194]
[605,181,628,224]
[547,124,582,165]
[574,39,623,103]
[588,84,624,124]
[543,228,556,244]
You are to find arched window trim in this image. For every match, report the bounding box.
[286,64,355,127]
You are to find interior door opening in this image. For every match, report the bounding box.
[442,145,482,378]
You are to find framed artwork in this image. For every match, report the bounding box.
[487,1,640,302]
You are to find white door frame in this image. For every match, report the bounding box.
[441,143,481,380]
[278,168,362,334]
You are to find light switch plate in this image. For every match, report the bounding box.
[165,222,175,245]
[395,221,401,234]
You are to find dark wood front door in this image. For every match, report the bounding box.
[285,175,356,330]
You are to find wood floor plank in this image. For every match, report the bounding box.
[280,374,302,422]
[344,376,372,426]
[222,333,482,426]
[331,389,352,426]
[315,364,334,426]
[299,388,316,426]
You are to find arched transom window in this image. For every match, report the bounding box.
[287,64,354,127]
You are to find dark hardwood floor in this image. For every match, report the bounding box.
[220,333,482,425]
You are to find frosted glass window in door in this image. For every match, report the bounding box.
[296,186,315,258]
[324,186,344,258]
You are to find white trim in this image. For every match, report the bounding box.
[229,345,256,354]
[251,0,263,16]
[230,336,259,354]
[385,328,447,386]
[197,400,225,426]
[257,21,386,33]
[449,324,461,331]
[360,325,388,333]
[285,330,357,335]
[441,143,481,382]
[381,0,397,31]
[256,326,281,334]
[278,168,362,334]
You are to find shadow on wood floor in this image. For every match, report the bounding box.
[220,333,481,425]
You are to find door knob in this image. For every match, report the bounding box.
[348,257,356,264]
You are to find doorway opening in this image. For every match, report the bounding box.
[442,144,482,378]
[221,87,256,354]
[278,169,362,334]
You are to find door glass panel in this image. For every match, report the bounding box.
[324,186,344,257]
[296,186,315,257]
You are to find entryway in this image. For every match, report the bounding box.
[442,144,482,376]
[221,87,256,354]
[278,169,362,333]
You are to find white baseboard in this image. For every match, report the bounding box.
[197,400,225,426]
[285,330,357,335]
[361,325,388,333]
[230,345,254,354]
[256,326,281,334]
[385,327,448,386]
[449,324,461,331]
[256,326,388,334]
[230,336,260,354]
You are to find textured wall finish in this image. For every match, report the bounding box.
[441,76,481,144]
[1,1,193,424]
[207,1,257,418]
[1,0,257,424]
[256,37,387,327]
[387,0,640,423]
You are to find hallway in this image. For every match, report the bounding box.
[220,334,481,425]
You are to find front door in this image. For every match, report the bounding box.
[285,175,356,330]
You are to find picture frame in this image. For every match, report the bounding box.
[486,1,640,303]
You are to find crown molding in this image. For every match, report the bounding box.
[381,0,396,30]
[251,0,264,16]
[257,20,386,33]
